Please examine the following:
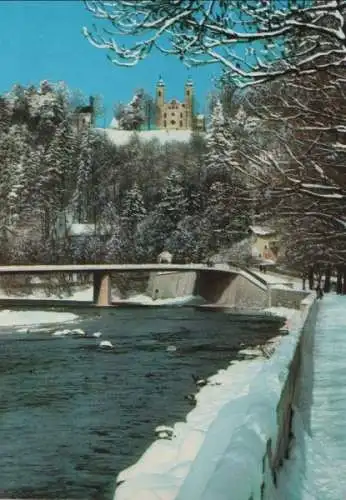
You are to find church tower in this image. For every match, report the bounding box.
[184,77,194,129]
[156,76,165,128]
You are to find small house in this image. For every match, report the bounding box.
[157,251,173,264]
[248,225,279,265]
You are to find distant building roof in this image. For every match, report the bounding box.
[249,225,277,237]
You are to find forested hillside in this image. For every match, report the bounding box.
[0,81,254,266]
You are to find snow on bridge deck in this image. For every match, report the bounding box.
[0,263,238,274]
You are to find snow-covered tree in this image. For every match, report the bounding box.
[116,90,145,130]
[204,100,240,185]
[158,168,188,231]
[84,1,346,84]
[121,182,146,231]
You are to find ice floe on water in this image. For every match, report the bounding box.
[0,309,78,328]
[99,340,114,350]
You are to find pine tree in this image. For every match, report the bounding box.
[118,90,145,131]
[121,182,146,231]
[120,182,147,261]
[39,120,76,237]
[158,168,188,230]
[204,99,239,186]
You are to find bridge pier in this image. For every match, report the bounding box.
[93,271,111,306]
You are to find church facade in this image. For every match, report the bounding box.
[155,77,205,132]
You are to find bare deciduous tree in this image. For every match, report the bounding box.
[83,1,346,84]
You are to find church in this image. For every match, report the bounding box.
[155,77,205,132]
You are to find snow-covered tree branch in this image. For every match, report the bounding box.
[83,0,346,84]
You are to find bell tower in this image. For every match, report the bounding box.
[156,76,165,128]
[184,77,194,129]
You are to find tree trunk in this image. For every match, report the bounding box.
[336,267,343,295]
[324,266,331,294]
[343,267,346,295]
[308,266,314,290]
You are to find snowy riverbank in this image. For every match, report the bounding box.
[113,303,305,500]
[0,309,78,329]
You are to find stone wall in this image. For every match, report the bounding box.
[270,287,310,309]
[147,270,268,309]
[146,271,197,299]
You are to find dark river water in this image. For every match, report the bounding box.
[0,305,283,499]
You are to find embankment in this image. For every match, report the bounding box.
[147,269,270,309]
[115,275,316,500]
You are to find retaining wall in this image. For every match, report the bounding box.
[147,270,268,308]
[146,271,197,299]
[271,286,310,309]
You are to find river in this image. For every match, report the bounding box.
[0,305,283,499]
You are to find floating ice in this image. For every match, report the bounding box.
[166,345,177,352]
[99,340,114,349]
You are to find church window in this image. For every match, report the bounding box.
[186,90,190,96]
[158,91,161,97]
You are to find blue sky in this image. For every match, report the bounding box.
[0,0,221,127]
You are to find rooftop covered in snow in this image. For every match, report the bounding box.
[249,225,277,237]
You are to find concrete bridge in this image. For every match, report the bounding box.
[0,263,269,307]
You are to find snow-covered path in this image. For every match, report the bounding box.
[279,295,346,499]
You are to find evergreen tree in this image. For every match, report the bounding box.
[120,182,147,261]
[204,99,239,186]
[158,168,188,231]
[117,90,145,130]
[121,182,146,233]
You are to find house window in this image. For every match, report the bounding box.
[164,120,167,127]
[172,112,175,116]
[164,112,167,118]
[180,120,183,127]
[180,113,183,118]
[171,120,176,125]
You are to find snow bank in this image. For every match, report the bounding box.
[0,309,78,328]
[0,285,94,302]
[114,298,316,500]
[99,128,197,146]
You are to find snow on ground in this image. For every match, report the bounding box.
[98,128,197,146]
[114,301,307,500]
[0,309,78,328]
[278,294,346,500]
[0,286,94,302]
